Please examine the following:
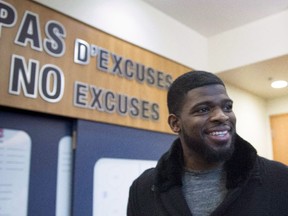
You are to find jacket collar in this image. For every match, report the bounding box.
[153,134,258,192]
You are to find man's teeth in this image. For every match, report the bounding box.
[210,131,228,136]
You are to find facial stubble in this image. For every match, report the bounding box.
[182,128,235,163]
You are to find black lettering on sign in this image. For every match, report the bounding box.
[135,63,145,83]
[117,94,128,115]
[9,54,39,98]
[165,74,173,89]
[73,82,160,121]
[44,20,66,57]
[73,81,89,107]
[141,100,150,119]
[39,64,65,103]
[156,71,165,89]
[14,11,43,51]
[124,59,134,79]
[89,85,104,111]
[111,53,123,76]
[0,0,17,36]
[151,103,159,120]
[105,91,116,112]
[129,97,139,117]
[74,38,90,65]
[146,67,155,86]
[73,38,175,91]
[9,54,64,103]
[97,48,109,72]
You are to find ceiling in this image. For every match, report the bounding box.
[142,0,288,99]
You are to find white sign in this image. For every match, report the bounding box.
[0,128,31,216]
[93,158,156,216]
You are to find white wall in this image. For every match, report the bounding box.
[267,95,288,116]
[209,10,288,72]
[225,84,272,158]
[33,0,208,70]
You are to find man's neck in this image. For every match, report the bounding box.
[182,148,224,171]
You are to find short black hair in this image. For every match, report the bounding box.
[167,70,225,115]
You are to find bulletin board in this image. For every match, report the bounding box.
[0,108,73,216]
[73,120,177,216]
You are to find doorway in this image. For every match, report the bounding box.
[270,113,288,165]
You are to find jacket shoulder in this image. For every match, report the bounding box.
[257,156,288,188]
[256,157,288,212]
[131,167,156,190]
[258,156,288,175]
[127,168,156,215]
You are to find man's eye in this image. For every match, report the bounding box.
[224,103,233,111]
[197,107,210,113]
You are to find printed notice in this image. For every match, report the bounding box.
[0,128,32,216]
[93,158,156,216]
[55,136,73,216]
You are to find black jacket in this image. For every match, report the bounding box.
[127,134,288,215]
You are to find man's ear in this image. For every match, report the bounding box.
[168,114,181,133]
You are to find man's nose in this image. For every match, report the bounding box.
[210,108,229,122]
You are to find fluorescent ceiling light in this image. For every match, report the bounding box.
[271,80,288,89]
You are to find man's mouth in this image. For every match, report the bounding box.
[209,130,228,136]
[206,128,233,145]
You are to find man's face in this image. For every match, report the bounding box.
[170,84,236,163]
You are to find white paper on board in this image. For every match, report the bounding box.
[0,128,31,216]
[93,158,157,216]
[55,136,73,216]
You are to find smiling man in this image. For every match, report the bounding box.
[127,71,288,216]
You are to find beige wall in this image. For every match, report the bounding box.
[267,95,288,116]
[226,87,288,160]
[225,84,272,159]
